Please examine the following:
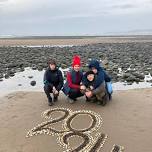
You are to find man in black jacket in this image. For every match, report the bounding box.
[43,59,63,106]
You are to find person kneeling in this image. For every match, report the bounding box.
[80,71,97,102]
[86,59,111,106]
[62,56,83,104]
[43,59,63,106]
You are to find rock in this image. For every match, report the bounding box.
[32,65,37,70]
[127,82,133,85]
[30,80,36,86]
[20,68,25,72]
[10,73,15,77]
[28,76,33,79]
[4,74,9,79]
[122,73,131,79]
[0,74,3,79]
[144,71,150,75]
[132,72,145,80]
[18,84,22,86]
[38,66,43,71]
[0,78,3,82]
[126,75,136,82]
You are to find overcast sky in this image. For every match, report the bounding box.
[0,0,152,36]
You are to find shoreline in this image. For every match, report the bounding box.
[0,67,151,98]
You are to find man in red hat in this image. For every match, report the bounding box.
[62,55,84,103]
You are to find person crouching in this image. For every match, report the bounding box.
[43,59,63,106]
[80,71,97,102]
[83,60,111,106]
[62,55,83,103]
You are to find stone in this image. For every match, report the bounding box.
[28,76,33,79]
[30,80,36,86]
[4,74,9,79]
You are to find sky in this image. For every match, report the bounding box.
[0,0,152,36]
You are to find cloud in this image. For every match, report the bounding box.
[0,0,152,35]
[111,4,135,9]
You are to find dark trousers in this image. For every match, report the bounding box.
[44,85,59,100]
[68,89,83,100]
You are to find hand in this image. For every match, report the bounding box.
[90,86,94,90]
[53,87,58,94]
[53,86,56,91]
[80,85,86,90]
[54,90,59,95]
[85,91,92,98]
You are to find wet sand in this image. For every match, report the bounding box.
[1,36,152,46]
[0,89,152,152]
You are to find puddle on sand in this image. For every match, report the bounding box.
[0,67,152,97]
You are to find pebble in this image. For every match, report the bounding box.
[30,80,36,86]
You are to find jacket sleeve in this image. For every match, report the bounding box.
[67,72,80,89]
[56,70,64,91]
[92,82,105,95]
[81,74,86,85]
[104,71,111,82]
[43,70,53,88]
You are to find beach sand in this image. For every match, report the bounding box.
[1,37,152,46]
[0,89,152,152]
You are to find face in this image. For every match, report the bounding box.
[87,74,95,82]
[73,65,80,72]
[49,64,56,70]
[91,67,97,74]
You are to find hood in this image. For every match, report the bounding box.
[88,60,103,71]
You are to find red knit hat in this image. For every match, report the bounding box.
[72,55,81,67]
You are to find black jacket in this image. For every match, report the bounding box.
[43,68,63,91]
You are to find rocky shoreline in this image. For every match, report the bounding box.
[0,42,152,84]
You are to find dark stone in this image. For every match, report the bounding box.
[10,73,15,77]
[4,74,9,79]
[28,76,33,79]
[126,75,136,82]
[20,68,25,72]
[32,65,37,70]
[122,73,131,79]
[132,72,145,80]
[0,74,3,79]
[144,71,150,75]
[30,80,36,86]
[38,66,43,71]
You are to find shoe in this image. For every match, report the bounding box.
[67,97,75,104]
[86,97,90,102]
[48,102,53,106]
[101,98,107,106]
[53,96,58,102]
[96,101,102,105]
[109,94,112,101]
[48,97,53,106]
